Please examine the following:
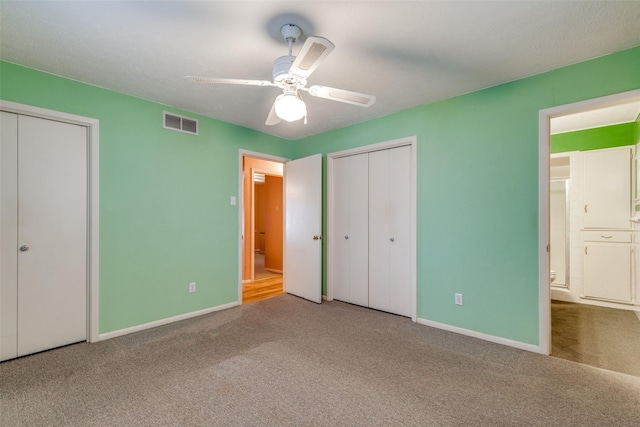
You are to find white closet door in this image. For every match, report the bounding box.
[17,115,87,357]
[1,112,19,360]
[387,146,412,316]
[369,146,412,317]
[333,153,369,306]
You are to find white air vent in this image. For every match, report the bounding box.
[163,112,198,135]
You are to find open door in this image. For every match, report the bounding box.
[284,154,322,303]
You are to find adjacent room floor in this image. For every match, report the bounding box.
[243,252,283,304]
[551,300,640,377]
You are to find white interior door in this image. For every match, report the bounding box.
[284,154,322,303]
[17,115,87,357]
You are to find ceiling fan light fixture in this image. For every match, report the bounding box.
[274,93,306,122]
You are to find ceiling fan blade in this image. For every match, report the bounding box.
[306,85,376,107]
[289,36,335,79]
[184,76,275,87]
[265,100,281,126]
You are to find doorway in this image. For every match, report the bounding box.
[539,89,640,376]
[241,154,284,304]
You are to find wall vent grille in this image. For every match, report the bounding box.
[163,112,198,135]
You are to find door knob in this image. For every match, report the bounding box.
[313,235,321,240]
[390,237,395,242]
[344,235,349,240]
[19,245,29,252]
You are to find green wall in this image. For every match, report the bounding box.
[0,61,293,333]
[550,122,636,153]
[2,44,639,346]
[294,46,640,346]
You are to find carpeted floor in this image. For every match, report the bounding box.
[551,300,640,377]
[2,295,640,426]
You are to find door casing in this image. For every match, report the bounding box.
[0,100,100,349]
[327,136,418,321]
[537,88,640,355]
[238,150,289,302]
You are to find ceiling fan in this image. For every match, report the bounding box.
[185,24,376,126]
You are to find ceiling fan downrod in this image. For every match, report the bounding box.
[280,24,301,56]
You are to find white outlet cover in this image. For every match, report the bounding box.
[230,196,236,205]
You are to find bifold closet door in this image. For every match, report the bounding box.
[333,153,369,306]
[368,146,412,317]
[1,112,87,360]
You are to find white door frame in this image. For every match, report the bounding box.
[237,149,289,302]
[0,100,100,344]
[537,89,640,355]
[326,136,418,321]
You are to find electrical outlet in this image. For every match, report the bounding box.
[189,282,196,293]
[455,293,463,305]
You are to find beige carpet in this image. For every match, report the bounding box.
[2,295,640,426]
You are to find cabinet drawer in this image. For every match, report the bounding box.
[582,230,631,243]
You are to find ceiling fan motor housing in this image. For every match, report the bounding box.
[280,24,301,42]
[273,55,295,82]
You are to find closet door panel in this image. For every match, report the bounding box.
[1,112,19,361]
[388,146,412,317]
[368,149,391,312]
[333,154,368,306]
[17,115,87,356]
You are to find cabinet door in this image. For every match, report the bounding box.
[583,242,632,302]
[333,153,369,307]
[583,148,631,229]
[369,146,412,317]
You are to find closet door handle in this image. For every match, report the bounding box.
[19,245,29,252]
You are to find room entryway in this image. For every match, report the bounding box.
[241,155,284,303]
[541,89,640,376]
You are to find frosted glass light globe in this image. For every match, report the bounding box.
[274,93,306,122]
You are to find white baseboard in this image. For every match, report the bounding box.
[97,301,240,341]
[417,318,541,354]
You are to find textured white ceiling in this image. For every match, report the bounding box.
[1,1,640,140]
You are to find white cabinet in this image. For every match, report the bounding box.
[582,232,632,303]
[583,147,632,229]
[331,145,413,317]
[580,146,634,305]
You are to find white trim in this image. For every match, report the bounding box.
[237,149,289,303]
[538,89,640,356]
[0,100,100,344]
[327,136,418,322]
[97,302,239,341]
[417,317,541,353]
